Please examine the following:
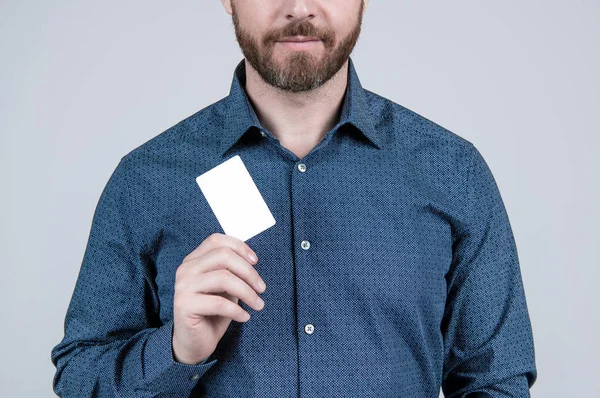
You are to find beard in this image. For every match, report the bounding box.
[230,2,364,93]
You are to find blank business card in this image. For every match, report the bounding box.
[195,155,276,242]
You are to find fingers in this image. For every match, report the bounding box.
[179,245,266,295]
[174,233,266,324]
[183,233,258,266]
[179,293,252,323]
[185,269,265,312]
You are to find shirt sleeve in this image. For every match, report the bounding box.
[50,156,217,397]
[441,144,538,397]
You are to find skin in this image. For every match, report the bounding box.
[221,0,368,159]
[172,1,369,365]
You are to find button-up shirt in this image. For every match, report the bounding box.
[51,57,537,397]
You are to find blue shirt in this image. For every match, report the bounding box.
[51,57,537,397]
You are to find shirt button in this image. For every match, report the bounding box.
[190,374,200,381]
[297,163,307,172]
[301,240,310,250]
[304,324,315,334]
[260,130,267,137]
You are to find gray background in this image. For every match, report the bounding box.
[1,1,598,396]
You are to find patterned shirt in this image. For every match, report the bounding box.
[51,57,537,397]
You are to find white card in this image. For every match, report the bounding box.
[196,155,276,242]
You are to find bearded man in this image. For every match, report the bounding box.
[51,1,537,397]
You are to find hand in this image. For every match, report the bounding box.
[171,233,266,365]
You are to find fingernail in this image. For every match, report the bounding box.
[248,252,258,263]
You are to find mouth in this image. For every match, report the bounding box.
[278,36,321,43]
[276,36,322,50]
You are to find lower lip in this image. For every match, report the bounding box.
[277,40,321,50]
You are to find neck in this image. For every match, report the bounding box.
[243,59,349,155]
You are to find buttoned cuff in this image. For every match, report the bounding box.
[140,318,218,395]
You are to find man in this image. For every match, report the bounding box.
[51,0,537,396]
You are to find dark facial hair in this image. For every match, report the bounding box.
[231,1,364,92]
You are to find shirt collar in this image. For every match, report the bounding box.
[219,57,382,157]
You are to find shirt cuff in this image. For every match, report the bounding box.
[140,318,218,394]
